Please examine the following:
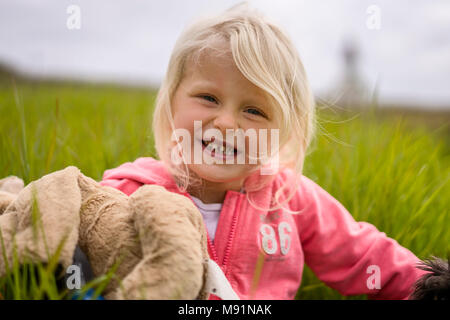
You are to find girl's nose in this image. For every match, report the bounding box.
[213,107,238,130]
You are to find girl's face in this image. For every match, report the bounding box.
[171,48,279,192]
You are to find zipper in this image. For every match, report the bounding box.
[207,233,219,262]
[222,193,243,273]
[185,191,243,270]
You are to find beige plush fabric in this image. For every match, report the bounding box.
[0,167,209,300]
[0,176,24,215]
[0,175,24,194]
[0,191,18,216]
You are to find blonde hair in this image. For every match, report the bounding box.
[152,3,316,212]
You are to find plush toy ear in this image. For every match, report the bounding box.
[0,176,24,194]
[204,259,240,300]
[111,184,206,300]
[0,191,17,215]
[0,176,24,215]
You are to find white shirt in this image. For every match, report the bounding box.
[190,195,222,242]
[190,187,245,242]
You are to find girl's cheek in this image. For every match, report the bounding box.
[172,114,183,129]
[173,105,194,127]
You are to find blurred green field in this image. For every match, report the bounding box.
[0,80,449,299]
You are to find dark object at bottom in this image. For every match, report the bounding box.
[0,245,98,299]
[410,256,450,300]
[67,245,95,284]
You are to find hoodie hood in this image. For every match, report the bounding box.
[100,156,280,201]
[100,157,181,194]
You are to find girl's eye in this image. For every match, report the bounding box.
[245,108,266,118]
[200,95,218,104]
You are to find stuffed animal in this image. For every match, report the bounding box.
[0,166,222,300]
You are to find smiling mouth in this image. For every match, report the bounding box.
[201,138,238,158]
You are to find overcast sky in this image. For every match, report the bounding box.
[1,0,449,109]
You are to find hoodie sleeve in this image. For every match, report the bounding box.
[99,158,166,196]
[99,177,143,196]
[285,172,426,299]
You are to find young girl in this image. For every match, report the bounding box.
[100,5,425,299]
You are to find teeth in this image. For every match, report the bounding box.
[205,141,235,156]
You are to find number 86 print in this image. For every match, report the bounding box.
[259,222,292,255]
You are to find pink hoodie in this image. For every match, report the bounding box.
[100,157,425,300]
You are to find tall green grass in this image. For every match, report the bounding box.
[0,81,449,299]
[297,106,449,299]
[1,81,157,182]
